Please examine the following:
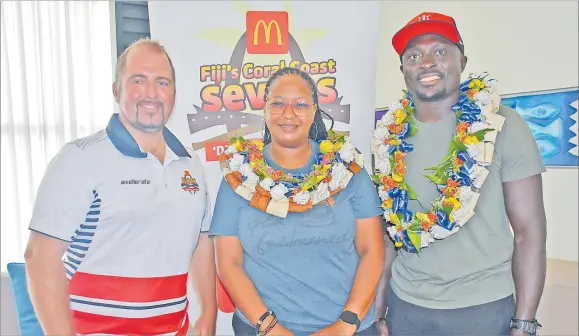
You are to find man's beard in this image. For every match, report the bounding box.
[130,104,166,132]
[414,87,447,102]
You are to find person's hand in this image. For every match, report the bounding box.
[309,320,357,336]
[376,318,389,336]
[510,328,529,336]
[190,314,216,336]
[268,323,295,336]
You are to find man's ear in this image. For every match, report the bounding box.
[460,55,468,73]
[400,64,404,73]
[112,82,120,104]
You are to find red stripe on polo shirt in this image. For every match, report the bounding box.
[69,272,188,302]
[73,309,189,335]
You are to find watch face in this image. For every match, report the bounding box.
[341,311,356,323]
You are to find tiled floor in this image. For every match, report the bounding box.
[536,259,578,336]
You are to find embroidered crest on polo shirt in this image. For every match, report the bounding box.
[120,179,151,185]
[181,170,200,194]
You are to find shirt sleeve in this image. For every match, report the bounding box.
[349,166,383,220]
[497,105,547,182]
[208,178,244,237]
[28,143,95,242]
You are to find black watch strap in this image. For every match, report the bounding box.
[340,310,361,329]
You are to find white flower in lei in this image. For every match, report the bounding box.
[292,191,311,205]
[329,163,348,191]
[311,182,330,204]
[242,173,259,191]
[224,145,238,154]
[473,90,491,109]
[466,142,484,158]
[238,163,253,177]
[458,186,475,202]
[373,127,390,142]
[229,153,245,171]
[468,121,487,134]
[338,138,357,163]
[270,184,289,201]
[375,143,390,160]
[381,109,396,125]
[376,158,391,175]
[259,177,275,191]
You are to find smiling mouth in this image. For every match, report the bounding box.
[138,103,162,109]
[419,75,442,84]
[278,124,299,131]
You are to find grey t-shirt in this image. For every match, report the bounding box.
[209,141,383,334]
[390,105,546,309]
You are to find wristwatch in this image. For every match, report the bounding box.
[509,318,542,335]
[340,310,361,330]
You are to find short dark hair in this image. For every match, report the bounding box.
[263,67,333,145]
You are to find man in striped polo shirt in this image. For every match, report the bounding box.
[24,38,217,335]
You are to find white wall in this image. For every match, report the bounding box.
[375,1,578,262]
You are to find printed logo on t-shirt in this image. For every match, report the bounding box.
[181,170,200,194]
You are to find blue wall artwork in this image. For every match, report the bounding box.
[502,87,578,167]
[374,87,579,167]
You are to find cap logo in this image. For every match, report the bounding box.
[417,14,431,21]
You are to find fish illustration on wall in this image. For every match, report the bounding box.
[503,101,561,121]
[535,137,560,158]
[498,88,577,166]
[527,118,563,140]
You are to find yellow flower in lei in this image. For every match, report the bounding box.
[319,140,334,154]
[462,135,480,145]
[233,139,243,152]
[252,139,264,151]
[394,109,407,125]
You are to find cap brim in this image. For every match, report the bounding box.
[392,20,461,56]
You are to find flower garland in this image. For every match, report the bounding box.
[371,73,506,253]
[218,130,364,218]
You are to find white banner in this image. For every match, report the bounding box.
[148,0,381,332]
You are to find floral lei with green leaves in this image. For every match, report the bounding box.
[371,73,506,253]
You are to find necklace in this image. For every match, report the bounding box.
[219,130,364,218]
[371,73,506,253]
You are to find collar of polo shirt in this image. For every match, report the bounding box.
[106,113,191,159]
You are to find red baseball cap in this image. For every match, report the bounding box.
[392,12,464,56]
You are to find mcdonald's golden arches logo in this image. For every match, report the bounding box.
[246,11,289,54]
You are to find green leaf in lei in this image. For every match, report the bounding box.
[370,174,383,185]
[400,181,418,200]
[408,219,422,231]
[441,204,454,215]
[471,128,495,141]
[230,136,243,145]
[388,155,396,172]
[407,231,422,252]
[449,137,468,152]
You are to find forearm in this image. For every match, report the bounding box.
[512,230,547,320]
[343,248,385,321]
[25,256,75,334]
[219,263,270,325]
[374,235,396,318]
[190,233,218,317]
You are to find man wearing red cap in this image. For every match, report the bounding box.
[372,12,547,336]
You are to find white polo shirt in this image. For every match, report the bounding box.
[28,113,211,335]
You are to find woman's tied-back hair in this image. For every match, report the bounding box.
[263,67,334,145]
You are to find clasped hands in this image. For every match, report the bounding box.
[261,319,357,336]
